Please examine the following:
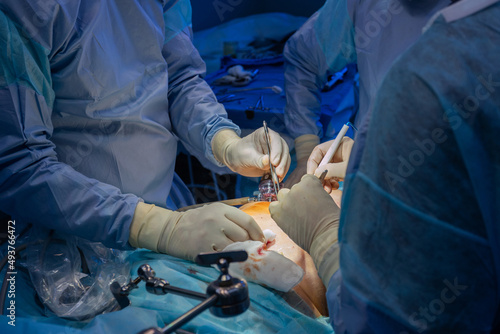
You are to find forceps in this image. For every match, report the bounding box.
[262,121,280,196]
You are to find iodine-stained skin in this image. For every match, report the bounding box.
[329,188,342,208]
[239,201,329,317]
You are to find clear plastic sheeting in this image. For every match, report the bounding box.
[23,230,130,321]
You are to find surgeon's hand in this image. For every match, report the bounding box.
[212,129,291,180]
[129,202,265,262]
[270,174,340,253]
[269,175,340,284]
[307,137,354,192]
[284,134,319,188]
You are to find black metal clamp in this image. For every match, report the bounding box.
[110,250,249,334]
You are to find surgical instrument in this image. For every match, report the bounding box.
[263,121,280,195]
[176,173,281,212]
[322,67,348,92]
[258,95,270,111]
[218,94,245,103]
[176,197,258,212]
[111,251,250,334]
[318,170,328,183]
[255,173,283,202]
[247,95,263,111]
[318,122,355,168]
[244,95,263,120]
[224,85,282,94]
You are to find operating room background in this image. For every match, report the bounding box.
[190,0,325,31]
[175,0,327,204]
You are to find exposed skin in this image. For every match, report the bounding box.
[329,188,343,208]
[239,188,342,317]
[240,201,328,317]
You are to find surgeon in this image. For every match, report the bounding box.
[0,0,290,262]
[283,0,450,186]
[271,0,500,332]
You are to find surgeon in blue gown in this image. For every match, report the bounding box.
[283,0,450,186]
[271,0,500,332]
[0,0,290,262]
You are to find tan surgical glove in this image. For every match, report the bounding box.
[307,137,354,192]
[269,174,340,285]
[129,202,265,262]
[284,134,319,188]
[212,128,291,180]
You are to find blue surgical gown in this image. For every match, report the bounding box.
[283,0,449,148]
[327,1,500,332]
[0,0,239,249]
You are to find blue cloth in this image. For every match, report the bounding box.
[283,0,449,146]
[0,250,334,334]
[328,1,500,332]
[0,0,240,248]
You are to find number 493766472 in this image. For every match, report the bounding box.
[7,220,16,271]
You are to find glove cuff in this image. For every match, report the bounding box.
[310,232,340,287]
[129,202,155,249]
[157,210,184,254]
[129,202,182,254]
[294,134,320,162]
[211,129,241,166]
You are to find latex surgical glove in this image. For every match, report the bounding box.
[269,174,340,285]
[307,137,354,192]
[212,128,291,180]
[284,134,319,188]
[129,202,265,262]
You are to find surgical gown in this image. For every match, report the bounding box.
[328,1,500,332]
[0,0,240,249]
[283,0,449,153]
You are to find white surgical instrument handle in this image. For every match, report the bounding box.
[318,123,350,168]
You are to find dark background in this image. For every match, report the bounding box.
[191,0,325,31]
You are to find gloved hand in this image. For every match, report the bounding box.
[129,202,265,262]
[306,137,354,192]
[284,134,319,188]
[269,174,340,285]
[212,128,291,179]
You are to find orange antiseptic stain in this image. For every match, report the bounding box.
[242,265,257,280]
[240,201,271,215]
[249,255,262,262]
[252,264,260,272]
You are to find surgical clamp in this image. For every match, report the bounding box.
[263,121,280,195]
